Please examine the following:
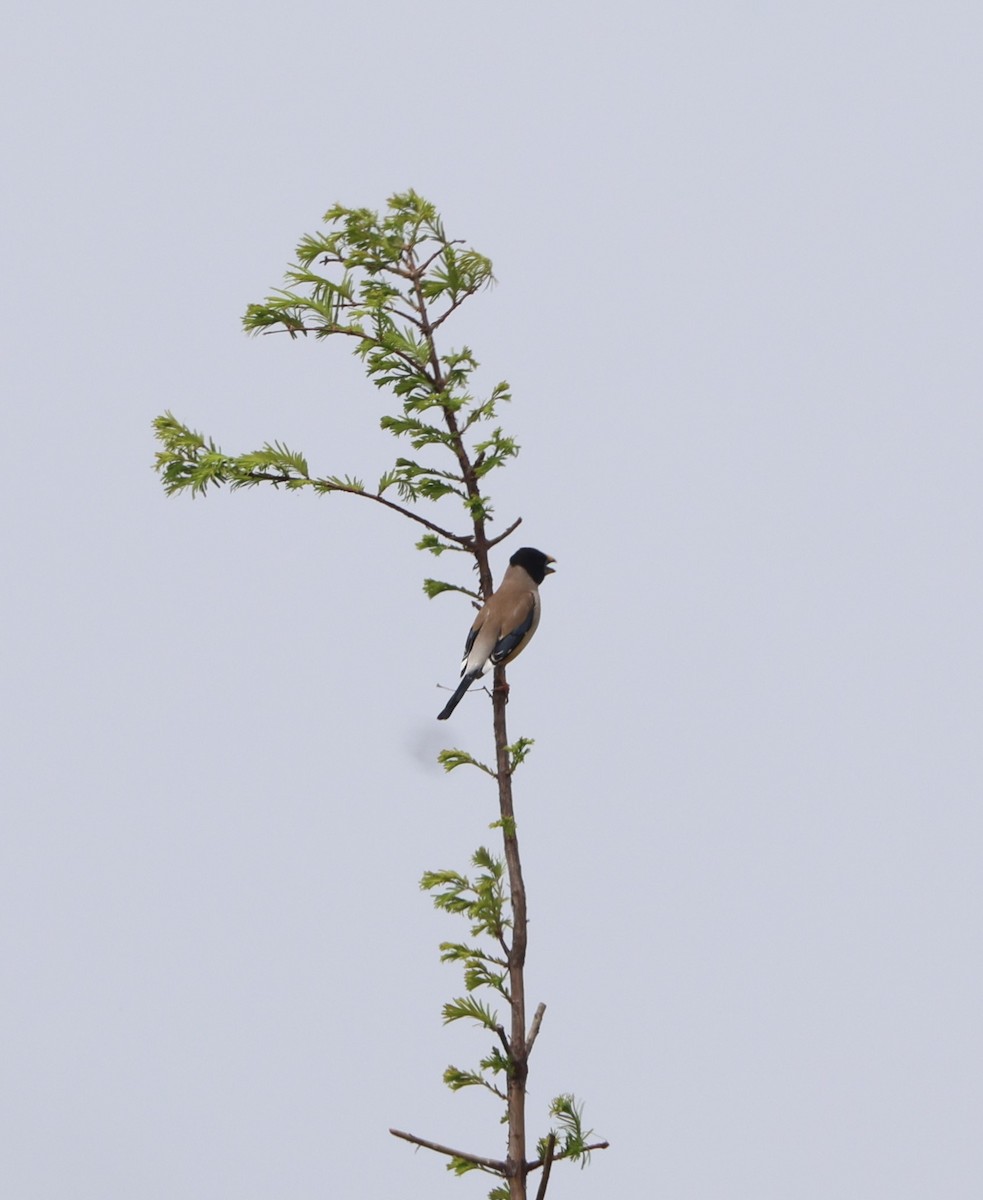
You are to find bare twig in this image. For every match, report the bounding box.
[533,1134,557,1200]
[391,306,424,329]
[487,516,523,548]
[429,290,475,333]
[258,322,364,338]
[416,238,465,275]
[242,473,470,545]
[527,1141,612,1174]
[388,1128,504,1174]
[526,1002,546,1057]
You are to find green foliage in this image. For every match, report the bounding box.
[152,413,226,496]
[421,848,509,939]
[479,1046,511,1077]
[446,1155,481,1177]
[415,532,451,555]
[422,848,515,1113]
[538,1095,597,1168]
[441,995,499,1031]
[443,1066,490,1092]
[437,748,496,777]
[153,413,314,496]
[422,578,482,601]
[425,835,607,1187]
[153,412,391,502]
[507,737,535,773]
[439,942,507,970]
[152,191,519,599]
[443,945,509,998]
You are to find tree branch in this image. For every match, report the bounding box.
[487,516,523,548]
[388,1128,505,1173]
[257,322,364,338]
[527,1141,612,1174]
[259,317,429,377]
[401,245,493,589]
[243,473,472,545]
[392,307,425,329]
[533,1134,556,1200]
[429,290,475,333]
[417,238,464,275]
[324,484,470,543]
[526,1003,546,1057]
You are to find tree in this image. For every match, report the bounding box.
[153,190,606,1199]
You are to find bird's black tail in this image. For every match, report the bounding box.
[437,672,479,720]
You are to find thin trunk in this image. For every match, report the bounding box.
[494,663,528,1199]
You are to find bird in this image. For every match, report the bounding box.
[437,547,556,720]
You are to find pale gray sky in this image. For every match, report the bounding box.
[3,2,983,1197]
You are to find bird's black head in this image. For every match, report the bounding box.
[509,547,556,585]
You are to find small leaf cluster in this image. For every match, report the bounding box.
[153,413,318,496]
[538,1095,598,1169]
[434,738,535,780]
[437,747,496,777]
[421,849,511,1103]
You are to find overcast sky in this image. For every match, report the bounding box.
[4,2,983,1197]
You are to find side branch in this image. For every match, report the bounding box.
[246,473,471,545]
[428,290,473,333]
[388,1129,505,1173]
[417,238,465,275]
[257,322,365,339]
[526,1002,546,1057]
[533,1134,557,1200]
[487,516,523,548]
[325,483,471,544]
[527,1141,612,1174]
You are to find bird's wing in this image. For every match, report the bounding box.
[460,608,488,673]
[462,620,482,661]
[489,590,538,665]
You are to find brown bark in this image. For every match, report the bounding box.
[493,663,529,1198]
